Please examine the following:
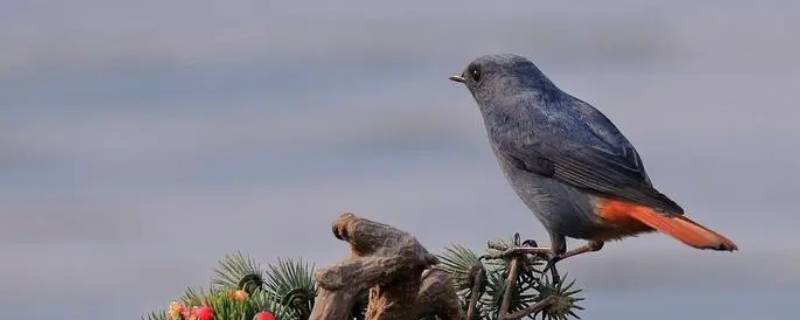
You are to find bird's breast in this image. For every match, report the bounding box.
[493,151,606,238]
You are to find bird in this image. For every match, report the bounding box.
[449,54,736,280]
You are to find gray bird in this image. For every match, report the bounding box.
[450,54,736,280]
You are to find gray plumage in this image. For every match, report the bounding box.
[453,54,683,253]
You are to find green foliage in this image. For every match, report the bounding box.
[532,276,584,320]
[264,258,316,319]
[151,253,317,320]
[437,235,583,320]
[439,244,482,292]
[179,287,204,307]
[212,252,265,294]
[205,289,297,320]
[208,253,317,318]
[146,236,584,320]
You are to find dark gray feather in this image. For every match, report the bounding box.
[493,94,683,215]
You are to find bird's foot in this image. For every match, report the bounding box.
[481,235,559,282]
[542,254,562,285]
[542,241,605,285]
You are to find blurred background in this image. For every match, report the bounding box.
[2,0,799,319]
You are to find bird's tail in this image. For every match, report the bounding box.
[626,206,738,251]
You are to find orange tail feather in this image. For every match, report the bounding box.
[626,206,738,251]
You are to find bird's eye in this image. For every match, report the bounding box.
[470,68,481,82]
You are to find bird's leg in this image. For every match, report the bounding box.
[544,240,604,284]
[546,259,561,285]
[560,240,605,261]
[544,235,567,284]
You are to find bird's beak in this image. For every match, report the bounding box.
[449,74,466,83]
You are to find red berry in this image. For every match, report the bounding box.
[195,306,214,320]
[254,311,276,320]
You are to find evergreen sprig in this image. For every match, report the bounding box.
[532,275,584,320]
[264,258,316,319]
[439,244,482,292]
[146,236,584,320]
[212,252,265,293]
[437,235,582,320]
[205,289,297,320]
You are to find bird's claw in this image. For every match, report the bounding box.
[543,254,562,285]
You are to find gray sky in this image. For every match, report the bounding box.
[1,1,798,319]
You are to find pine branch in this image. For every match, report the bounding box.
[212,251,265,293]
[145,214,587,320]
[265,258,316,319]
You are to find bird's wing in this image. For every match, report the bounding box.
[495,98,684,215]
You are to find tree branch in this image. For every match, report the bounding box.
[465,264,486,320]
[498,257,521,319]
[504,296,557,320]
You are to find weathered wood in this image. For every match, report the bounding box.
[309,213,464,320]
[414,267,464,320]
[465,265,486,320]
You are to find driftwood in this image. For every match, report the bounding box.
[309,213,464,320]
[309,213,561,320]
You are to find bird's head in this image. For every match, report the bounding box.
[449,54,556,110]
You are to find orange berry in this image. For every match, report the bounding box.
[168,301,187,320]
[233,289,249,301]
